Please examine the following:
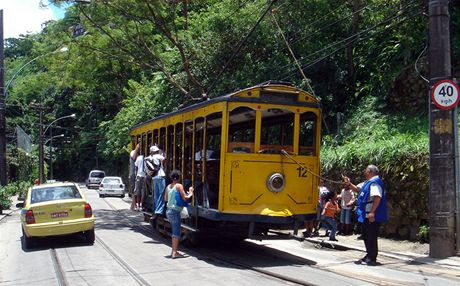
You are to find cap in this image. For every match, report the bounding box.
[150,145,160,153]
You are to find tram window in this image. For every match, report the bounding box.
[147,131,153,149]
[142,133,148,155]
[194,118,205,206]
[153,129,159,146]
[205,112,222,209]
[299,112,317,156]
[159,127,166,150]
[166,125,174,172]
[175,123,183,173]
[227,107,255,153]
[260,109,294,153]
[184,121,193,187]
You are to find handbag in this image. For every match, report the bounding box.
[175,191,190,207]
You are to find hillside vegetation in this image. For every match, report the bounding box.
[3,0,460,239]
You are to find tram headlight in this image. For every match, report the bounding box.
[266,173,285,193]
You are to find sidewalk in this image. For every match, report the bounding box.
[304,232,460,271]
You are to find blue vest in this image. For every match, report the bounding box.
[356,177,388,223]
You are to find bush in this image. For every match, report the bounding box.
[0,181,32,211]
[320,101,429,240]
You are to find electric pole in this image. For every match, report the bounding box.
[428,0,457,258]
[0,10,7,187]
[38,106,45,184]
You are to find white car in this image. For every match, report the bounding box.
[86,170,105,189]
[98,176,125,198]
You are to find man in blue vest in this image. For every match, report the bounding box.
[343,165,388,266]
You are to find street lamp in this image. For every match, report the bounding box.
[0,45,68,185]
[4,47,68,99]
[39,113,76,183]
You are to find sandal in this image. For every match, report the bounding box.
[172,253,185,259]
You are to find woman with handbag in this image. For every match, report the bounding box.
[164,169,194,259]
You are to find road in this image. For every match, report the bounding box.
[0,185,459,286]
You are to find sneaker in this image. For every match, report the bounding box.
[329,238,338,242]
[354,256,370,265]
[302,231,312,238]
[312,231,319,237]
[366,260,377,266]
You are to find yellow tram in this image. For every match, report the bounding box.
[130,82,321,240]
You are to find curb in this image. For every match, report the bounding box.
[304,236,460,271]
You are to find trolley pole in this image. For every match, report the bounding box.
[0,10,7,187]
[428,0,457,258]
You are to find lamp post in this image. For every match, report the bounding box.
[1,45,68,185]
[45,133,65,180]
[39,113,76,183]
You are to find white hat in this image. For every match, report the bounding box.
[150,145,160,153]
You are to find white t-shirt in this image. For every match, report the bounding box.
[365,175,383,214]
[135,155,145,177]
[340,188,355,209]
[150,154,166,177]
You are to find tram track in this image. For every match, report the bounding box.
[101,197,317,286]
[50,248,69,286]
[100,197,414,286]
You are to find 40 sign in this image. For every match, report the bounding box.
[431,79,460,110]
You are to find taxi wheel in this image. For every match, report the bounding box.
[22,228,35,249]
[85,228,95,244]
[120,194,125,198]
[99,194,104,198]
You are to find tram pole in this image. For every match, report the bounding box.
[428,0,457,258]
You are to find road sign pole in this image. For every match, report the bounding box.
[428,0,457,258]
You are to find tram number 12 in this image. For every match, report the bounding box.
[296,167,308,178]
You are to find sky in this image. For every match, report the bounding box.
[0,0,67,39]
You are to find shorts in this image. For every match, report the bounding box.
[134,176,146,197]
[166,208,181,238]
[340,208,352,224]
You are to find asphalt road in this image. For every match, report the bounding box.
[0,185,459,286]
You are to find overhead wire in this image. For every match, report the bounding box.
[272,0,421,76]
[206,0,277,96]
[280,2,424,80]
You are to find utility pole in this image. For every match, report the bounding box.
[0,10,7,186]
[428,0,457,258]
[38,106,45,184]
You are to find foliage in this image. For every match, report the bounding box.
[3,0,458,186]
[417,225,429,243]
[0,181,32,210]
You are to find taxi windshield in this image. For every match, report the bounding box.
[31,186,82,204]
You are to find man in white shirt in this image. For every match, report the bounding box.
[134,150,146,211]
[150,145,166,217]
[129,145,139,210]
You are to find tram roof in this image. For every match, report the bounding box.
[130,82,320,131]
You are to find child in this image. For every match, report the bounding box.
[338,184,355,235]
[321,191,341,241]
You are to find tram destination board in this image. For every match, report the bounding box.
[431,79,460,111]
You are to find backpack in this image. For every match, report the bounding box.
[145,157,161,177]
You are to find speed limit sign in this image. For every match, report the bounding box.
[431,79,460,110]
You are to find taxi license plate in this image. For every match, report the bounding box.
[51,211,68,218]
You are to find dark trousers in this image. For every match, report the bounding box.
[362,220,381,262]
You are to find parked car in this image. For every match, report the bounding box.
[98,176,125,198]
[86,170,105,189]
[19,182,95,249]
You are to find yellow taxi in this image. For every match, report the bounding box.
[20,182,95,248]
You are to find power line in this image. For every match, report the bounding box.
[280,2,424,79]
[206,0,277,96]
[271,0,421,76]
